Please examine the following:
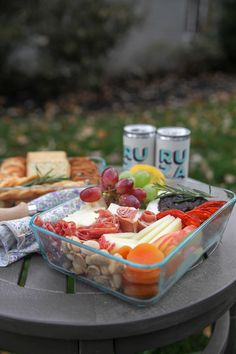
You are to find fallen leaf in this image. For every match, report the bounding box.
[96,129,107,139]
[16,135,29,145]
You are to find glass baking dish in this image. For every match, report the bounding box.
[30,179,236,306]
[0,156,106,206]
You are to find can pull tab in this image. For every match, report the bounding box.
[0,202,29,222]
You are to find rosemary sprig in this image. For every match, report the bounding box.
[23,167,69,187]
[154,182,213,201]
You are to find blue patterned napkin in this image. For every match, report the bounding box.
[0,188,82,266]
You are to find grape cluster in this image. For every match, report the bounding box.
[80,167,158,208]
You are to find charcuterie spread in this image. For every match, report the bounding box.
[31,164,235,305]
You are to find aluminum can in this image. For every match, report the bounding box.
[123,124,156,169]
[156,127,191,178]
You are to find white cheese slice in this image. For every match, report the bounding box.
[63,203,105,227]
[107,203,120,214]
[102,235,138,250]
[146,199,159,214]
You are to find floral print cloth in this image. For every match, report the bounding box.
[0,188,82,267]
[0,216,36,266]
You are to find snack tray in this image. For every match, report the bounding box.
[0,156,106,205]
[30,179,236,306]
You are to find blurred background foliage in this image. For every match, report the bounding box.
[0,0,235,97]
[219,0,236,66]
[0,0,135,98]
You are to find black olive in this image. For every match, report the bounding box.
[158,195,207,212]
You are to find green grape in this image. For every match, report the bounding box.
[119,170,133,180]
[143,183,158,202]
[133,171,151,188]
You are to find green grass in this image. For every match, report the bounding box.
[0,94,236,191]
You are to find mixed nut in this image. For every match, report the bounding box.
[61,237,124,290]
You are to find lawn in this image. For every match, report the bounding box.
[0,93,235,191]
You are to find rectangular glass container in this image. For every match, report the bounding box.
[30,179,236,306]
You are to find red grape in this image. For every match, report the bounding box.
[132,188,147,202]
[118,194,141,209]
[101,167,119,189]
[80,186,102,202]
[115,178,134,194]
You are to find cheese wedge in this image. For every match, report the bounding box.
[27,151,70,178]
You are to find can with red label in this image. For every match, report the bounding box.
[156,127,191,178]
[123,124,156,169]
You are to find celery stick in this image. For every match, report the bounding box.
[102,232,135,239]
[137,217,175,243]
[135,215,173,240]
[150,217,182,244]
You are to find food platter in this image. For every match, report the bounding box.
[30,176,236,306]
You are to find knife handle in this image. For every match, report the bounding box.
[0,202,29,222]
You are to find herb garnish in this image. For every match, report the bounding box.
[23,167,68,187]
[154,182,213,202]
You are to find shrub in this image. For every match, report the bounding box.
[218,0,236,65]
[0,0,135,97]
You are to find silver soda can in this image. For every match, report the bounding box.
[123,124,156,169]
[156,127,191,178]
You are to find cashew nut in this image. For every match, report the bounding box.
[66,253,75,261]
[85,255,93,265]
[61,240,69,253]
[85,252,110,266]
[87,265,101,279]
[72,262,85,275]
[81,240,100,256]
[108,260,124,274]
[94,275,111,287]
[72,254,87,274]
[68,236,82,253]
[100,265,110,275]
[62,259,72,270]
[110,274,122,290]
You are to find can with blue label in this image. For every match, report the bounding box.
[156,127,191,178]
[123,124,156,169]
